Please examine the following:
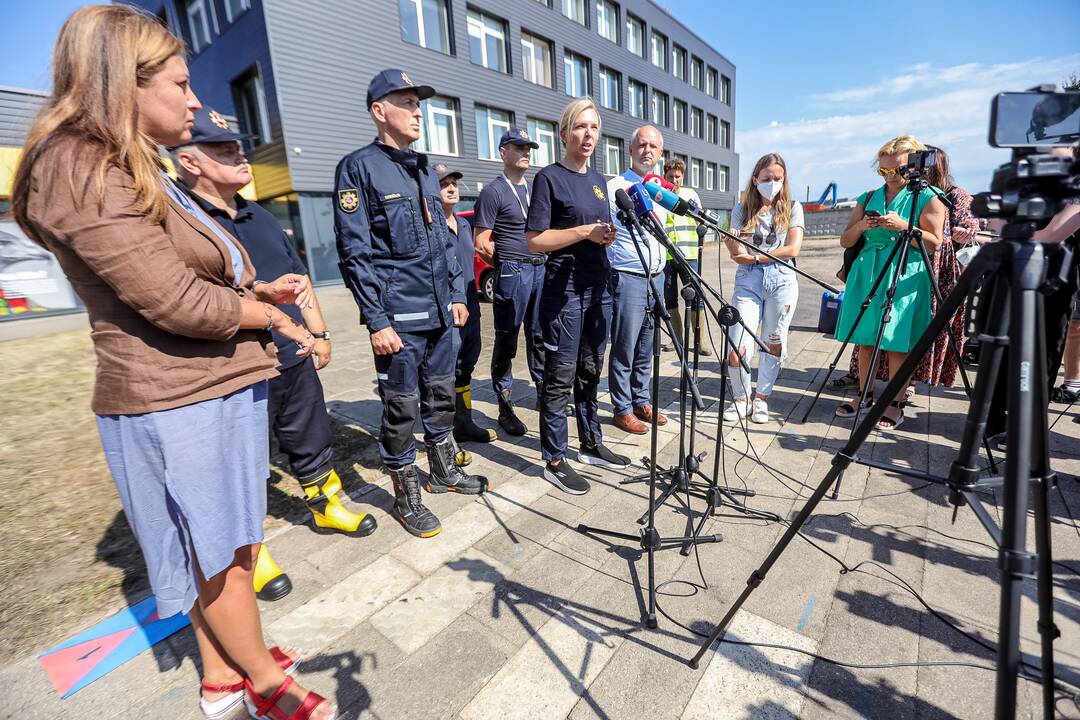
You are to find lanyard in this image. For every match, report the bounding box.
[500,174,530,219]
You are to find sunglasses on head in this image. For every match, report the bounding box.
[877,166,903,177]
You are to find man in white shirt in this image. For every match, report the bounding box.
[605,125,669,434]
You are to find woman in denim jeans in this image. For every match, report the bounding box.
[723,153,804,424]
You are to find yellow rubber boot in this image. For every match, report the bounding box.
[253,544,292,602]
[301,469,378,537]
[450,435,472,467]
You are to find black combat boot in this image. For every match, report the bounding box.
[390,465,442,538]
[425,440,488,495]
[453,385,497,443]
[497,388,527,436]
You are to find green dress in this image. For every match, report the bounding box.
[835,185,938,353]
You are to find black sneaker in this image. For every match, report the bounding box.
[578,443,631,470]
[544,461,591,495]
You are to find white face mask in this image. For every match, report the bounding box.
[756,180,783,200]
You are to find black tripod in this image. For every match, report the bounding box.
[688,228,1065,720]
[800,178,996,497]
[577,191,721,629]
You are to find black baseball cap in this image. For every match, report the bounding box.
[366,68,435,108]
[180,107,249,147]
[499,127,539,149]
[432,163,463,183]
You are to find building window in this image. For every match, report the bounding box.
[596,0,618,42]
[628,79,646,120]
[690,56,703,89]
[650,31,667,71]
[672,45,687,81]
[720,119,730,148]
[603,136,622,175]
[418,95,459,156]
[561,0,587,25]
[223,0,250,22]
[564,51,590,97]
[475,105,513,160]
[706,67,718,98]
[521,32,554,88]
[706,162,716,191]
[691,159,702,189]
[185,0,212,53]
[625,14,644,57]
[467,9,508,73]
[231,68,270,148]
[650,90,668,127]
[673,100,687,133]
[721,75,732,105]
[690,107,703,139]
[599,66,621,111]
[528,118,558,166]
[719,164,729,192]
[399,0,452,55]
[706,114,717,144]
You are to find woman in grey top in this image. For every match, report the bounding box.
[723,153,805,424]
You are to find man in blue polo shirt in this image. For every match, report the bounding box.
[334,69,487,540]
[173,106,378,600]
[605,125,670,434]
[473,128,546,436]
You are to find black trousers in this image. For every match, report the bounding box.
[455,285,482,388]
[268,356,333,481]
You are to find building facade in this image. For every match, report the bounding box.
[131,0,738,284]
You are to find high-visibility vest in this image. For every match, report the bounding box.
[664,187,701,261]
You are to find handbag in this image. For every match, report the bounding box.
[837,188,876,282]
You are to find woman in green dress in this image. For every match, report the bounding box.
[834,135,946,429]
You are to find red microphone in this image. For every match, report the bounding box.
[643,173,675,191]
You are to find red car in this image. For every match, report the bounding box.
[458,208,496,302]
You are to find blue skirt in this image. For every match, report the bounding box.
[96,382,269,618]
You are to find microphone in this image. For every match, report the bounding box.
[643,182,697,217]
[642,173,674,191]
[613,188,642,229]
[626,183,653,216]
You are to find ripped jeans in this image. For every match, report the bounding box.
[727,264,799,401]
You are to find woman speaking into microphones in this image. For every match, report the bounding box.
[526,98,629,495]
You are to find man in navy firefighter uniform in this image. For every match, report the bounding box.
[334,69,487,539]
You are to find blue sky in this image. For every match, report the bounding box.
[4,1,1079,196]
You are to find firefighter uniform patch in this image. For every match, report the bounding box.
[592,185,606,201]
[338,189,359,213]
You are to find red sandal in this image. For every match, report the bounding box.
[199,647,302,718]
[244,676,334,720]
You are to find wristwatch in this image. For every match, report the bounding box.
[311,331,332,340]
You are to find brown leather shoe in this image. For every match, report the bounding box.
[613,412,648,435]
[633,404,667,426]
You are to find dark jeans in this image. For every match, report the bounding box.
[491,259,546,395]
[267,357,333,481]
[454,285,482,389]
[608,270,664,416]
[373,325,455,467]
[663,257,701,310]
[538,279,612,462]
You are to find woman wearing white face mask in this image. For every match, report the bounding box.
[723,153,804,424]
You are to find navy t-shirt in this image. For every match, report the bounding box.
[450,212,475,285]
[188,189,309,370]
[526,162,611,288]
[473,176,541,261]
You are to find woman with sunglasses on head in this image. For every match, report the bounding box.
[12,6,332,718]
[526,97,628,496]
[840,145,979,393]
[833,135,946,430]
[722,153,804,424]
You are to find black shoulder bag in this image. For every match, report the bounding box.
[837,188,876,283]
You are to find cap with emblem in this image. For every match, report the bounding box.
[498,127,539,149]
[180,107,249,147]
[366,68,436,109]
[432,163,463,183]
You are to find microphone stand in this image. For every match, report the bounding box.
[576,192,721,630]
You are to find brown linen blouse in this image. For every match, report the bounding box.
[20,135,277,415]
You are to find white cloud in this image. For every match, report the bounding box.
[738,53,1080,199]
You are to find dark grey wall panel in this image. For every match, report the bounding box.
[263,0,737,209]
[0,87,47,147]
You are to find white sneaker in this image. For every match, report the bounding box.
[751,398,769,424]
[723,400,750,422]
